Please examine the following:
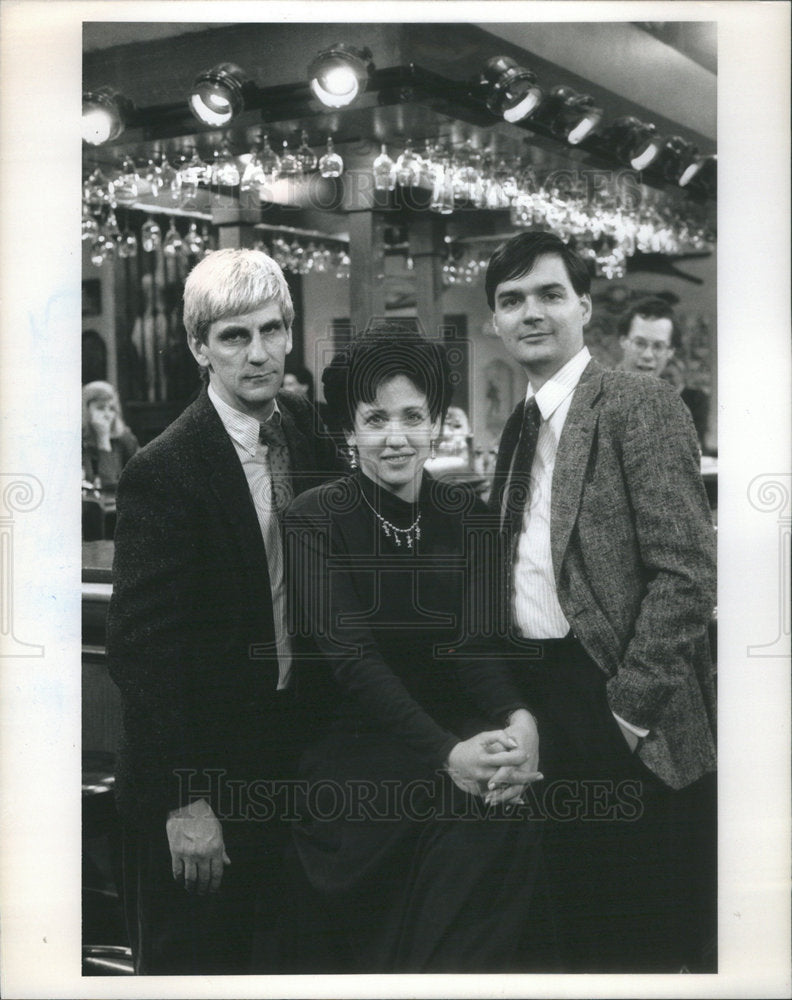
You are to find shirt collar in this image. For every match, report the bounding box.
[526,347,591,421]
[208,384,282,457]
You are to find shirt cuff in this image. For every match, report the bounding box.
[612,711,649,739]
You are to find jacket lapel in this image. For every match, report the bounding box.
[188,390,269,574]
[551,360,604,576]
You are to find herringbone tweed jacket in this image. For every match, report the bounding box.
[489,359,716,790]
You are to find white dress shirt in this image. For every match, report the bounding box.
[511,348,647,739]
[208,385,292,689]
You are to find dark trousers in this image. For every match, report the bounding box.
[121,816,289,975]
[514,635,717,973]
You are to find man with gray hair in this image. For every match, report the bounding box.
[107,249,344,974]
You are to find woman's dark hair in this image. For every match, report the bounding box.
[322,325,453,433]
[484,230,591,310]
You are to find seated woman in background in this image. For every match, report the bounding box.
[82,381,139,489]
[278,328,544,973]
[82,381,138,540]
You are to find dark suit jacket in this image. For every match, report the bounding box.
[490,360,716,790]
[106,387,345,826]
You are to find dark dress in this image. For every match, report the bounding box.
[281,471,543,973]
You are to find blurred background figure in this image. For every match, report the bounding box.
[282,364,315,401]
[424,404,473,480]
[82,381,139,540]
[618,298,710,448]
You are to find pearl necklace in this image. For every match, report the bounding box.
[358,488,422,549]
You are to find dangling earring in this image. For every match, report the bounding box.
[347,445,358,469]
[430,438,437,460]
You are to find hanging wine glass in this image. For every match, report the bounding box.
[395,139,421,187]
[279,138,301,177]
[418,139,438,189]
[90,235,109,267]
[82,202,99,241]
[211,138,240,187]
[372,144,395,191]
[179,146,209,204]
[429,147,454,214]
[140,216,162,253]
[318,136,344,178]
[240,135,265,191]
[162,219,183,257]
[144,153,164,196]
[183,221,205,256]
[85,168,112,216]
[102,209,123,254]
[258,133,281,183]
[296,130,317,173]
[112,156,141,206]
[118,214,138,258]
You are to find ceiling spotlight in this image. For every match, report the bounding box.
[480,55,543,124]
[641,135,700,182]
[678,153,716,191]
[189,63,249,126]
[603,116,659,167]
[82,89,131,145]
[543,85,604,145]
[307,44,374,108]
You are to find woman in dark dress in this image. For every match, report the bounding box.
[281,329,543,973]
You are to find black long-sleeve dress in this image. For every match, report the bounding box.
[282,471,542,973]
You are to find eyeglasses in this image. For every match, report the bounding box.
[625,337,672,354]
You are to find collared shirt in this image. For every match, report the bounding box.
[512,346,591,640]
[510,348,648,740]
[208,385,292,689]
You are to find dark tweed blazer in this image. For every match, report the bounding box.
[490,359,717,790]
[106,387,345,825]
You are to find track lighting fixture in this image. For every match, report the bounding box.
[479,55,543,124]
[82,89,132,145]
[540,85,604,145]
[678,153,716,195]
[602,116,659,168]
[188,63,249,126]
[307,44,374,108]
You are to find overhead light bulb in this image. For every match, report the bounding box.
[480,56,543,124]
[189,63,248,126]
[308,44,374,108]
[82,90,130,145]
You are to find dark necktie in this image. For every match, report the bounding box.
[259,420,293,515]
[502,397,541,538]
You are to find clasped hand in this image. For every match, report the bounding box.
[166,798,230,895]
[445,710,541,806]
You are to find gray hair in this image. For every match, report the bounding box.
[183,248,295,344]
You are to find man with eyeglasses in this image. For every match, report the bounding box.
[617,297,678,377]
[618,297,711,446]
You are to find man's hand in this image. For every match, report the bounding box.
[445,730,529,797]
[166,798,230,895]
[484,709,543,806]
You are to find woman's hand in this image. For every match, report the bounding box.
[483,709,542,806]
[445,730,529,797]
[89,406,114,451]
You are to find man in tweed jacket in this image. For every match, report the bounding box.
[485,232,716,972]
[107,250,344,974]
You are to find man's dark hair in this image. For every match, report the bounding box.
[618,297,681,350]
[322,325,452,434]
[485,231,591,310]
